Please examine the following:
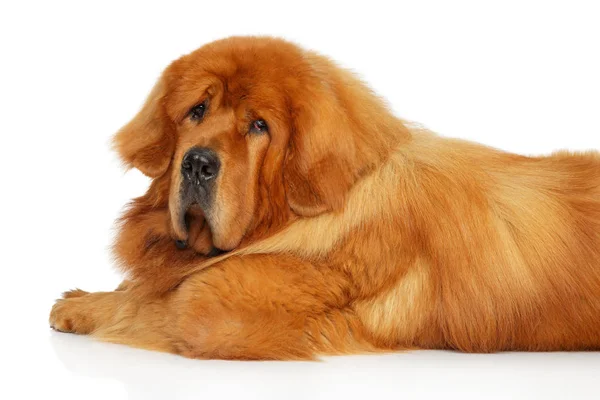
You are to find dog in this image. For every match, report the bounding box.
[50,36,600,359]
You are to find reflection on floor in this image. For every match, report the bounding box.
[48,331,600,400]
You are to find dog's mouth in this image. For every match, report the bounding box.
[174,203,226,257]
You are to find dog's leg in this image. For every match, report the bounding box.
[168,257,378,360]
[50,289,180,353]
[49,254,379,359]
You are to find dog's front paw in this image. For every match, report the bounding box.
[49,297,94,334]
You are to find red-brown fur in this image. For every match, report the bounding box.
[50,36,600,359]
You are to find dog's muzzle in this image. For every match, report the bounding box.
[174,147,220,251]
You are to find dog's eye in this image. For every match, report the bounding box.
[189,102,207,121]
[250,119,268,134]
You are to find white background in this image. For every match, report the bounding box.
[1,1,599,399]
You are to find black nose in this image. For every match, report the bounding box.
[181,147,220,185]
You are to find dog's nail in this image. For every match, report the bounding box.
[175,240,188,249]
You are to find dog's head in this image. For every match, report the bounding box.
[114,37,403,253]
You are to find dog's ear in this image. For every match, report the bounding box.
[284,105,361,217]
[113,75,174,178]
[283,60,404,217]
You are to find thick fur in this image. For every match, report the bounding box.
[50,37,600,359]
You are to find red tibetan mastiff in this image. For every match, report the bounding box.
[50,36,600,359]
